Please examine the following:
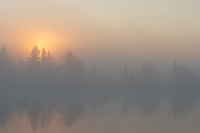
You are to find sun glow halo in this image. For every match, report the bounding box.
[16,29,74,63]
[25,31,61,55]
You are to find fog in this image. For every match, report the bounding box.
[1,0,200,132]
[0,45,199,132]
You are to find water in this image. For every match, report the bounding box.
[1,99,200,133]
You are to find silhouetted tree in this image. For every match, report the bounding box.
[0,46,14,70]
[3,44,200,131]
[135,63,160,115]
[0,46,15,90]
[46,51,54,70]
[136,63,159,90]
[41,48,47,69]
[121,66,135,114]
[27,46,41,69]
[61,51,84,78]
[168,61,199,118]
[170,61,198,91]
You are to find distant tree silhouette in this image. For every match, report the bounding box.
[0,46,14,89]
[170,61,198,91]
[136,63,160,116]
[0,46,13,70]
[61,51,84,77]
[2,45,200,131]
[122,66,135,88]
[121,66,135,114]
[16,59,26,101]
[46,51,54,70]
[17,59,25,81]
[41,48,47,69]
[27,46,41,69]
[26,46,43,92]
[168,61,199,118]
[0,47,16,129]
[137,62,159,90]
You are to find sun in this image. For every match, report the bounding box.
[34,34,52,50]
[19,29,73,63]
[25,30,61,54]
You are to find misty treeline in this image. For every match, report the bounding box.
[0,45,199,131]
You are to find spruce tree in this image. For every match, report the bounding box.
[27,46,40,69]
[41,48,47,69]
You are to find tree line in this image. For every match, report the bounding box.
[0,45,199,131]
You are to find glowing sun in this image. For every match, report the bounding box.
[25,30,61,53]
[34,34,52,50]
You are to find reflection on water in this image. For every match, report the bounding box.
[0,47,200,132]
[1,100,200,133]
[0,86,199,132]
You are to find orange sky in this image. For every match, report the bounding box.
[0,0,200,67]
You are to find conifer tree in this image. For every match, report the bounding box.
[41,48,47,69]
[46,51,54,70]
[62,51,84,76]
[27,46,40,69]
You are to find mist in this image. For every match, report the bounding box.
[0,45,199,132]
[1,0,200,132]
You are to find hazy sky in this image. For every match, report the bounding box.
[1,1,200,132]
[0,0,200,68]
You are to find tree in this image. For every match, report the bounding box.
[27,46,40,69]
[46,51,54,70]
[137,62,159,90]
[62,51,84,77]
[0,46,14,89]
[168,61,199,118]
[170,61,198,91]
[0,46,13,70]
[135,63,160,115]
[41,48,47,69]
[41,49,54,71]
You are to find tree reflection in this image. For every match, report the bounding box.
[0,47,199,131]
[168,61,199,118]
